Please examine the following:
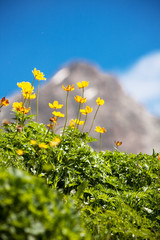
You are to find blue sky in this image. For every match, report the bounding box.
[1,0,160,115]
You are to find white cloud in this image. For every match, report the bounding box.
[50,68,70,85]
[117,52,160,116]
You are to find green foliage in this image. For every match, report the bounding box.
[0,122,160,239]
[0,167,89,240]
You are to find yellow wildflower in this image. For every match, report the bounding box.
[74,119,84,125]
[77,81,89,89]
[0,97,9,107]
[52,111,64,118]
[62,84,74,91]
[16,149,24,156]
[95,126,107,133]
[114,141,122,146]
[96,97,104,106]
[74,95,87,103]
[49,137,61,147]
[30,140,37,145]
[70,119,76,128]
[12,102,31,114]
[49,101,63,109]
[17,82,34,94]
[32,68,46,80]
[22,93,36,99]
[38,143,48,149]
[80,106,93,115]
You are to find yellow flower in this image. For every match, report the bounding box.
[74,95,87,103]
[0,97,9,107]
[30,140,37,145]
[52,111,64,118]
[22,93,36,99]
[62,84,74,91]
[49,137,61,147]
[17,82,36,99]
[95,126,107,133]
[80,106,93,115]
[49,101,63,109]
[32,68,46,80]
[114,141,122,146]
[38,143,48,149]
[12,102,31,114]
[74,119,84,125]
[70,119,76,128]
[96,97,104,106]
[77,81,89,89]
[16,149,24,156]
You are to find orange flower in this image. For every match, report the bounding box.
[50,116,57,123]
[95,126,107,133]
[96,97,104,106]
[62,84,74,91]
[80,106,93,115]
[77,81,89,89]
[49,101,63,109]
[114,141,122,146]
[0,97,9,107]
[74,95,87,103]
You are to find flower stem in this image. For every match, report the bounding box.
[63,91,69,134]
[36,80,40,122]
[81,114,87,133]
[99,133,102,152]
[88,105,100,135]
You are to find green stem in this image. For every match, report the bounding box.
[81,114,87,133]
[63,91,69,134]
[76,102,81,129]
[99,133,102,152]
[88,105,100,135]
[36,80,40,122]
[79,88,85,123]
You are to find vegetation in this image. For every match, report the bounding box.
[0,68,159,239]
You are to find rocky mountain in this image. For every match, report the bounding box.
[1,62,160,154]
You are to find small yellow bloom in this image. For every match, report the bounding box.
[62,84,74,91]
[12,102,31,114]
[30,140,37,145]
[95,126,107,133]
[77,81,89,89]
[70,119,76,128]
[16,149,24,156]
[96,97,104,106]
[22,93,36,99]
[50,116,57,124]
[80,106,93,115]
[74,119,84,125]
[17,82,34,95]
[32,68,46,80]
[114,141,122,146]
[49,137,61,147]
[74,95,87,103]
[52,111,64,118]
[49,101,63,109]
[38,143,48,149]
[0,97,9,107]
